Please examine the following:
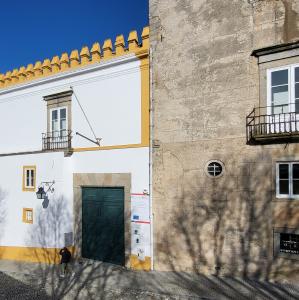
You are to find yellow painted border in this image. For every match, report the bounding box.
[22,208,33,224]
[0,246,74,264]
[130,254,151,271]
[22,166,36,192]
[0,246,149,270]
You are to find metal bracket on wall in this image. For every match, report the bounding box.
[76,132,101,146]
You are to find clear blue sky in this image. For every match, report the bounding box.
[0,1,148,74]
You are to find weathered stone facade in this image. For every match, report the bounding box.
[150,0,299,281]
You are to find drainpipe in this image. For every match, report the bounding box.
[149,46,154,271]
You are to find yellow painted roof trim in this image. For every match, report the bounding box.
[0,27,149,89]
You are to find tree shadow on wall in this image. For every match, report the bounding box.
[155,149,299,299]
[23,195,130,300]
[0,187,7,244]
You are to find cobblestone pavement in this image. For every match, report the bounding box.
[1,260,299,299]
[0,271,201,300]
[0,272,50,300]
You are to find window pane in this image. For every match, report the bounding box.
[26,170,30,187]
[293,164,299,179]
[60,119,66,131]
[52,110,58,120]
[52,119,59,132]
[279,180,289,194]
[293,180,299,194]
[26,210,32,221]
[295,83,299,99]
[207,162,222,177]
[295,67,299,82]
[272,69,288,86]
[30,170,34,187]
[272,85,289,113]
[60,108,66,119]
[279,164,289,179]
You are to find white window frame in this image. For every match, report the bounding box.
[267,64,299,115]
[50,106,68,133]
[276,162,299,199]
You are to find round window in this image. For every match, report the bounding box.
[205,160,224,178]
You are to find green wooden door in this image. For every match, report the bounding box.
[82,187,125,265]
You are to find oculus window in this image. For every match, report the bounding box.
[205,161,224,178]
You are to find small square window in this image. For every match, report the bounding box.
[22,166,36,191]
[22,208,33,224]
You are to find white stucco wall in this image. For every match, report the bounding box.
[0,147,149,248]
[0,55,142,153]
[0,54,150,261]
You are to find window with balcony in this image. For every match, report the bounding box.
[43,91,72,151]
[247,41,299,144]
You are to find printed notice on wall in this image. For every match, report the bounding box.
[131,194,150,222]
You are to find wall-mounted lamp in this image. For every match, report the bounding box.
[36,181,55,199]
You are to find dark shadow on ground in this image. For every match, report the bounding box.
[22,195,132,300]
[0,271,50,300]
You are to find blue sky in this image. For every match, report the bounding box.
[0,1,148,74]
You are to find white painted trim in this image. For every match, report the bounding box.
[276,162,299,199]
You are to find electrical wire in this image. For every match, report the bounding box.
[70,86,98,142]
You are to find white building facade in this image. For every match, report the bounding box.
[0,27,151,270]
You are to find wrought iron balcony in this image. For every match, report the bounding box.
[42,130,72,151]
[246,104,299,144]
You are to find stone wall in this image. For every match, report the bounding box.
[150,0,299,281]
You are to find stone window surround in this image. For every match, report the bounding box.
[253,42,299,109]
[73,173,131,268]
[43,90,72,134]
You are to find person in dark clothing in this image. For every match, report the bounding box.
[59,247,71,277]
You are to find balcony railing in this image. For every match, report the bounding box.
[246,104,299,144]
[42,130,72,150]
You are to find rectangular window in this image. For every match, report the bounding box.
[276,162,299,198]
[268,65,299,114]
[50,107,67,137]
[271,69,289,114]
[280,233,299,254]
[22,208,33,224]
[22,166,36,191]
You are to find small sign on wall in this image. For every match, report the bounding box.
[64,232,73,247]
[131,193,150,222]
